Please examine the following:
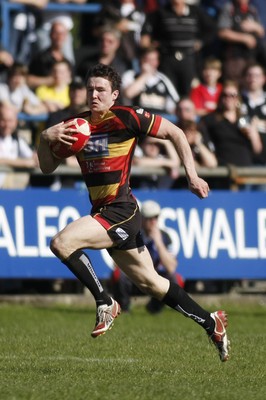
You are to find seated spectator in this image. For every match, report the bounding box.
[132,135,180,189]
[88,0,146,65]
[0,63,47,115]
[46,76,87,127]
[217,0,265,82]
[32,0,86,65]
[112,200,180,314]
[75,26,131,81]
[35,59,72,112]
[179,120,218,168]
[0,102,38,188]
[199,80,262,166]
[122,46,180,115]
[41,75,88,189]
[189,57,223,117]
[240,62,266,164]
[176,97,199,124]
[28,20,74,89]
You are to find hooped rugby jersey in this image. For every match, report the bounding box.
[75,106,162,211]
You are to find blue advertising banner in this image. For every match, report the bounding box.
[1,189,266,279]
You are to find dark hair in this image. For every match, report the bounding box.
[85,63,121,92]
[7,62,28,78]
[179,119,198,132]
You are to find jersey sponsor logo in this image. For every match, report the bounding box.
[84,133,109,159]
[115,227,129,241]
[86,159,111,173]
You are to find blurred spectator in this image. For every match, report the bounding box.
[176,97,216,166]
[199,80,262,166]
[8,0,48,64]
[46,76,87,127]
[240,62,266,164]
[179,120,218,168]
[76,26,130,81]
[0,101,37,188]
[176,96,199,123]
[189,57,223,117]
[122,46,179,114]
[0,63,47,115]
[30,76,88,189]
[112,199,179,313]
[88,0,146,65]
[35,59,72,112]
[132,135,180,189]
[32,0,87,65]
[140,0,216,96]
[217,0,265,82]
[28,20,73,89]
[0,48,14,82]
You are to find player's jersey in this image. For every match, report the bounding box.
[75,105,162,212]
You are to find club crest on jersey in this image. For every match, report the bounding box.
[83,133,109,158]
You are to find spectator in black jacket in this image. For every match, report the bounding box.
[140,0,217,96]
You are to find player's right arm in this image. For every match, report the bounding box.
[155,117,210,199]
[38,122,77,174]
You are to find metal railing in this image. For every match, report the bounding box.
[1,165,266,190]
[0,1,102,48]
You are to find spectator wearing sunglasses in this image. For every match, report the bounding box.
[199,80,262,167]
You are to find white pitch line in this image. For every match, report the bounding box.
[0,355,139,363]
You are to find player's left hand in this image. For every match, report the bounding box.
[189,177,210,199]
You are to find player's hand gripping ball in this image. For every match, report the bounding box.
[50,118,91,158]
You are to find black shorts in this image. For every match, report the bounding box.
[92,202,144,251]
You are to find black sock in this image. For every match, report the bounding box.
[63,250,112,306]
[162,282,215,334]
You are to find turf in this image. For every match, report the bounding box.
[0,301,265,400]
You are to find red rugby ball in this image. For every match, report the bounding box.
[51,118,91,159]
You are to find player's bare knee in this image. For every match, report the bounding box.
[50,233,67,259]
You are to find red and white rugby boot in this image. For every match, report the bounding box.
[209,310,230,362]
[91,298,121,338]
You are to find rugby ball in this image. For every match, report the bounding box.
[51,118,91,159]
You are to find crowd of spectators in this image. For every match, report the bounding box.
[1,0,266,189]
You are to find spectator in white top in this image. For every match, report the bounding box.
[122,46,179,115]
[0,63,47,115]
[0,102,38,188]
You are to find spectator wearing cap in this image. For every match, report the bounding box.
[112,200,182,314]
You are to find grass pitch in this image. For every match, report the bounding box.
[0,300,265,400]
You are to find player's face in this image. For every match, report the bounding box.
[87,77,119,114]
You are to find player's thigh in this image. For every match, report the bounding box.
[52,215,114,256]
[111,246,169,298]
